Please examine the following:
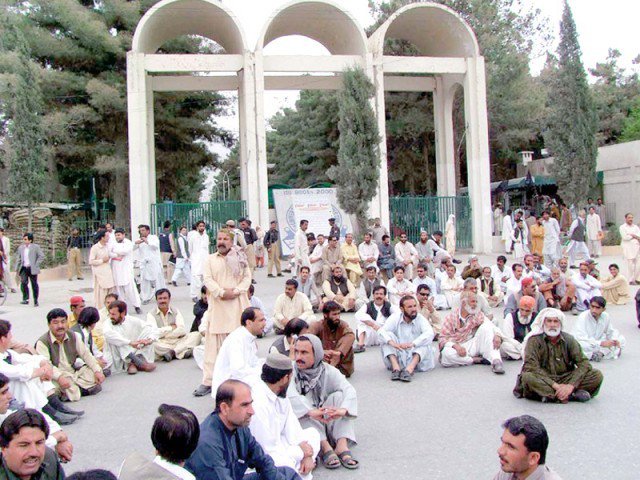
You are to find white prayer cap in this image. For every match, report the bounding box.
[265,351,293,371]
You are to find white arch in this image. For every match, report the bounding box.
[256,0,367,55]
[369,2,479,57]
[132,0,247,54]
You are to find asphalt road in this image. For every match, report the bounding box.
[0,253,637,479]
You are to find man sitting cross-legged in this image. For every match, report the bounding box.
[415,284,442,334]
[504,277,546,317]
[378,295,436,382]
[274,279,315,334]
[322,265,357,313]
[146,288,201,362]
[498,296,538,361]
[71,307,111,376]
[356,265,384,309]
[572,296,625,361]
[439,292,505,374]
[250,351,321,480]
[270,319,309,360]
[478,266,505,308]
[353,286,398,353]
[287,334,359,471]
[102,301,156,375]
[386,265,416,306]
[539,267,577,313]
[308,302,355,378]
[572,262,602,312]
[35,308,106,402]
[514,308,603,403]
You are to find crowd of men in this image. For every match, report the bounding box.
[0,210,635,479]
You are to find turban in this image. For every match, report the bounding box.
[521,308,565,360]
[519,295,536,310]
[521,277,534,288]
[70,296,84,306]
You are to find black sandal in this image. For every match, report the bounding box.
[337,450,359,469]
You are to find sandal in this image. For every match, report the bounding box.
[337,450,359,469]
[321,450,340,469]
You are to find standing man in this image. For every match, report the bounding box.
[295,220,310,277]
[135,225,165,305]
[586,207,602,258]
[566,209,590,267]
[158,221,176,281]
[15,233,44,307]
[541,210,561,267]
[170,225,191,287]
[327,218,340,241]
[414,231,433,276]
[0,228,17,293]
[110,228,142,315]
[619,213,640,285]
[493,203,503,236]
[321,236,342,282]
[529,217,545,258]
[394,233,419,280]
[377,234,395,282]
[371,218,389,244]
[88,231,115,309]
[188,220,210,302]
[263,220,282,278]
[66,228,84,281]
[240,218,258,276]
[193,229,251,397]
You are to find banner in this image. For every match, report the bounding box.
[272,188,353,257]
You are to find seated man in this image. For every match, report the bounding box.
[515,308,603,403]
[478,266,505,308]
[356,265,383,309]
[353,286,398,353]
[494,415,562,480]
[35,309,105,402]
[498,296,538,361]
[248,285,273,336]
[0,409,66,479]
[274,279,315,334]
[322,265,357,313]
[191,286,208,334]
[358,232,379,271]
[572,296,625,361]
[439,292,505,374]
[287,335,359,470]
[451,278,493,321]
[297,266,323,311]
[98,292,119,326]
[67,296,85,327]
[539,267,577,313]
[532,253,551,281]
[270,318,309,359]
[413,264,446,310]
[341,233,363,287]
[572,262,602,311]
[415,284,442,334]
[504,277,546,317]
[505,263,524,298]
[321,236,342,282]
[461,256,483,280]
[0,320,81,426]
[522,254,542,284]
[70,307,111,376]
[377,234,395,282]
[250,352,321,480]
[186,379,299,480]
[378,296,436,382]
[102,301,156,375]
[308,302,355,378]
[210,307,266,394]
[440,264,463,309]
[600,263,631,305]
[146,288,201,362]
[386,266,416,306]
[491,255,512,294]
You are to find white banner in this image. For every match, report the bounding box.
[273,188,353,257]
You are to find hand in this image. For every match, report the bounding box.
[299,456,315,475]
[97,357,107,368]
[55,440,74,463]
[601,340,619,348]
[364,320,377,328]
[171,324,178,330]
[453,344,467,358]
[102,257,109,263]
[299,441,313,458]
[553,383,574,402]
[221,288,238,300]
[308,409,330,424]
[323,350,341,364]
[493,335,502,349]
[57,376,73,390]
[324,407,347,420]
[94,371,106,384]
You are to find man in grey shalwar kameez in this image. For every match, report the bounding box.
[287,334,359,470]
[378,295,436,382]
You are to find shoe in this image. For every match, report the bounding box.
[10,289,16,293]
[540,396,553,404]
[172,281,177,286]
[34,302,39,307]
[591,352,604,363]
[452,259,462,264]
[569,389,591,402]
[68,279,73,282]
[182,350,193,359]
[267,274,274,278]
[277,273,284,277]
[399,370,413,382]
[81,385,102,396]
[492,360,505,374]
[103,367,111,377]
[353,345,365,354]
[50,411,79,426]
[193,384,212,397]
[135,307,142,314]
[162,351,176,362]
[127,363,138,375]
[20,300,29,305]
[390,370,401,381]
[78,277,84,280]
[131,354,156,372]
[251,279,257,284]
[47,395,84,416]
[55,403,84,417]
[571,306,579,316]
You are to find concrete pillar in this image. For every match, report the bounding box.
[370,54,391,231]
[253,50,270,229]
[434,76,457,197]
[126,52,154,236]
[463,57,492,253]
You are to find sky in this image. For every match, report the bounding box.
[202,0,640,196]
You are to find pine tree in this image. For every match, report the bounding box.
[544,1,598,207]
[327,67,380,234]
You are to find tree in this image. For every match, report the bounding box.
[327,67,380,233]
[544,1,598,207]
[2,16,47,230]
[620,97,640,142]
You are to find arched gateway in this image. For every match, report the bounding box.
[127,0,493,252]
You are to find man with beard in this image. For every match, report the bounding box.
[135,225,165,305]
[378,296,436,382]
[504,277,546,317]
[249,352,321,480]
[287,335,359,470]
[439,292,505,374]
[357,233,379,272]
[353,286,398,353]
[415,285,442,334]
[321,265,356,313]
[498,296,537,361]
[110,228,142,315]
[188,220,210,301]
[186,379,299,480]
[308,302,355,377]
[414,231,434,276]
[376,235,395,282]
[539,267,577,313]
[514,308,603,403]
[394,233,419,279]
[88,231,115,309]
[572,262,602,312]
[494,415,562,479]
[193,229,251,397]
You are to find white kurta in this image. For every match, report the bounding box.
[210,326,263,395]
[0,350,53,410]
[586,213,602,256]
[110,238,141,309]
[188,231,210,297]
[542,218,561,264]
[440,276,463,308]
[309,243,325,276]
[572,273,602,309]
[572,310,625,360]
[386,278,416,306]
[491,265,512,293]
[295,229,310,268]
[378,312,436,372]
[394,241,419,278]
[135,235,165,301]
[502,215,514,252]
[620,223,640,259]
[354,302,398,346]
[358,241,379,270]
[102,315,155,373]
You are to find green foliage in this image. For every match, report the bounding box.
[620,97,640,142]
[544,1,598,208]
[327,67,380,233]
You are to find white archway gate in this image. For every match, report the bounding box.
[127,0,493,252]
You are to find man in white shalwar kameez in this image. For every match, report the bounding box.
[110,229,141,314]
[541,210,561,267]
[386,266,417,306]
[353,285,398,352]
[572,296,625,361]
[502,211,514,253]
[586,207,602,258]
[249,352,321,480]
[295,220,310,277]
[619,213,640,284]
[134,225,165,304]
[210,307,265,395]
[394,233,419,279]
[357,233,379,271]
[188,221,210,299]
[378,296,436,381]
[572,263,602,312]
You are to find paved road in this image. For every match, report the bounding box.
[0,254,637,478]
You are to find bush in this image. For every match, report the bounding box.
[602,227,621,247]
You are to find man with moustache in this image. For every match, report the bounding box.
[307,302,355,378]
[110,228,142,315]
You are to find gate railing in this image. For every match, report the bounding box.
[389,196,472,249]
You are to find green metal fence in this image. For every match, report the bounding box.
[150,201,247,249]
[390,196,472,249]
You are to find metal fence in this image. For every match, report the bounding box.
[390,196,472,249]
[150,201,247,249]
